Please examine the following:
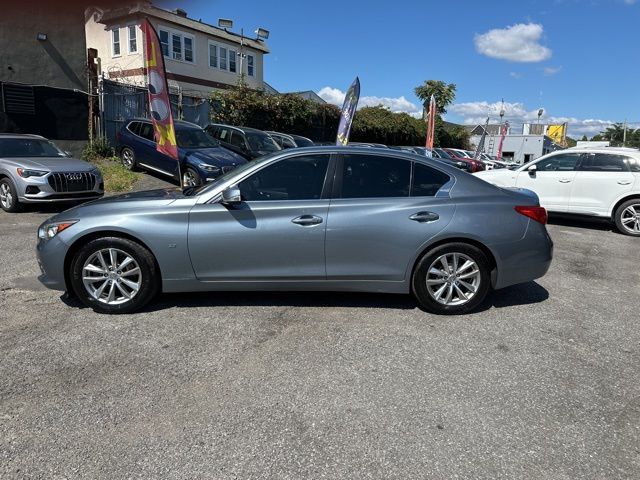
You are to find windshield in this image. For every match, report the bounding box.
[291,135,314,147]
[246,132,280,152]
[176,128,219,149]
[0,138,67,158]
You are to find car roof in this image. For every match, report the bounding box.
[208,124,267,135]
[125,118,202,129]
[564,146,640,156]
[0,133,48,140]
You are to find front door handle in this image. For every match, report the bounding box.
[618,180,632,185]
[409,211,439,223]
[291,215,323,226]
[558,179,572,183]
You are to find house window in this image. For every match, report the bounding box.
[128,25,137,54]
[172,33,182,60]
[219,47,227,70]
[247,54,254,76]
[229,49,237,73]
[208,43,218,68]
[184,37,193,62]
[112,28,121,56]
[159,30,169,56]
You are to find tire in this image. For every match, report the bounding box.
[69,237,160,314]
[0,177,23,213]
[412,242,491,315]
[614,199,640,236]
[120,147,138,171]
[182,167,202,187]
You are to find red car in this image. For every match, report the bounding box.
[443,148,486,172]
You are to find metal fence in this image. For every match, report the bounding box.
[99,79,211,145]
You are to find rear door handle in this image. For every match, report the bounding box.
[409,211,439,223]
[618,180,632,185]
[558,179,572,183]
[291,215,323,226]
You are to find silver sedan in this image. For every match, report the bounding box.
[0,134,103,212]
[36,146,553,315]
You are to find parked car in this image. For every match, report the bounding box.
[402,146,471,172]
[0,134,103,213]
[37,146,553,315]
[266,131,315,149]
[205,124,281,159]
[117,119,246,187]
[478,153,507,170]
[443,148,486,172]
[475,147,640,236]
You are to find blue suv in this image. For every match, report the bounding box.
[116,119,247,186]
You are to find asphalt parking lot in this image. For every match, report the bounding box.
[1,193,639,478]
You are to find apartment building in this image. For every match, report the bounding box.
[85,3,269,96]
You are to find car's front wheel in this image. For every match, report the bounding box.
[614,199,640,236]
[0,178,22,213]
[182,167,202,187]
[412,242,491,315]
[70,237,160,314]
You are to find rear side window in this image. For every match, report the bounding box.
[340,154,410,198]
[629,158,640,173]
[536,154,579,172]
[579,153,630,172]
[412,163,450,197]
[138,122,155,141]
[229,132,246,148]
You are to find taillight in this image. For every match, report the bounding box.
[515,205,548,225]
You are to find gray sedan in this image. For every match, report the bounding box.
[36,147,553,315]
[0,134,103,212]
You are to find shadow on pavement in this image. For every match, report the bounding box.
[62,281,549,314]
[548,213,615,233]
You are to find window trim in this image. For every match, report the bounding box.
[246,54,255,76]
[207,41,218,68]
[525,152,581,172]
[126,24,138,54]
[157,25,196,64]
[111,27,121,58]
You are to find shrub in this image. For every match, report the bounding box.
[93,157,140,193]
[82,137,114,161]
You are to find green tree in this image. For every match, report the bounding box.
[602,123,626,146]
[414,80,457,114]
[580,135,588,141]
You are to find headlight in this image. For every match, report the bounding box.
[38,221,78,240]
[17,168,48,178]
[199,163,221,173]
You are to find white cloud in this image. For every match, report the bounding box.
[474,23,552,62]
[623,0,637,5]
[448,100,625,138]
[317,86,422,117]
[509,72,522,79]
[543,66,562,76]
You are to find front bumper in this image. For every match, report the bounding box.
[36,234,70,291]
[17,172,104,203]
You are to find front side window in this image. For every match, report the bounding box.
[112,28,121,56]
[184,37,194,62]
[534,154,579,172]
[245,132,280,153]
[229,132,246,148]
[128,25,137,53]
[176,129,218,148]
[209,43,218,68]
[340,154,410,198]
[247,55,255,76]
[238,155,330,201]
[159,30,169,57]
[412,163,451,197]
[578,153,631,172]
[229,49,237,73]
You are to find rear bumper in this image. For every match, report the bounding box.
[492,221,553,290]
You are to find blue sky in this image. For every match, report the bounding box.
[159,0,640,137]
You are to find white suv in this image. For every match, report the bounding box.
[474,147,640,236]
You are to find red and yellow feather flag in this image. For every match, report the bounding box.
[141,19,179,162]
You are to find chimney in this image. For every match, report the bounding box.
[173,8,187,18]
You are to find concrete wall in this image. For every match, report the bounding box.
[86,12,266,96]
[0,4,87,90]
[471,134,555,164]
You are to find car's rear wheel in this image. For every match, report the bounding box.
[412,242,491,315]
[614,199,640,236]
[182,167,202,187]
[70,237,159,314]
[121,147,138,171]
[0,178,22,213]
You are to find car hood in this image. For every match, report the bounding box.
[474,168,513,178]
[183,147,247,166]
[5,156,97,171]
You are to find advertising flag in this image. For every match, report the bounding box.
[474,117,490,159]
[425,95,436,149]
[141,19,179,162]
[336,77,360,146]
[496,121,509,160]
[547,124,567,145]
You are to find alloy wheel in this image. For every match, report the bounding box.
[122,149,134,168]
[0,183,13,209]
[620,204,640,234]
[426,252,481,306]
[82,248,142,305]
[182,170,198,187]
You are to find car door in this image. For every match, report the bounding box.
[515,152,580,212]
[325,153,455,281]
[188,153,333,281]
[136,121,179,178]
[569,153,636,215]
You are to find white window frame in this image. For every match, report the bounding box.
[127,24,138,54]
[111,27,121,57]
[229,48,237,73]
[208,41,218,68]
[208,40,245,74]
[157,25,196,64]
[247,54,255,77]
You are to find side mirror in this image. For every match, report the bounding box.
[527,164,537,175]
[221,186,241,205]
